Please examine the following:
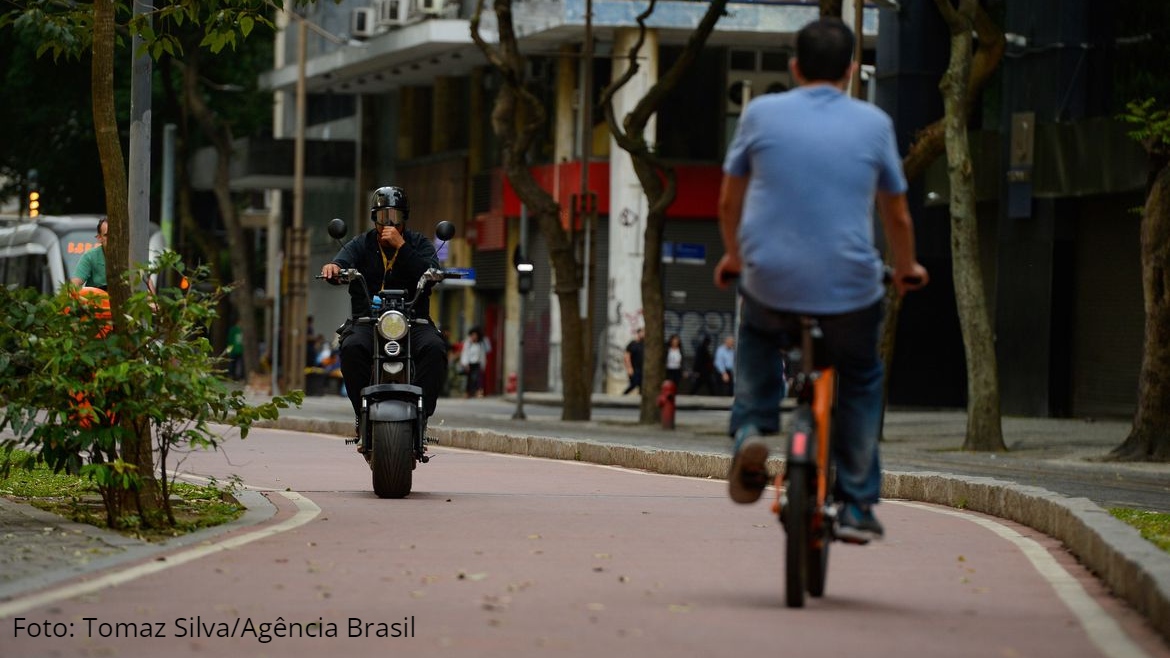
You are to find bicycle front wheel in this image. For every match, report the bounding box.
[783,462,811,608]
[807,507,830,597]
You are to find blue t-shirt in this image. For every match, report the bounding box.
[722,85,907,314]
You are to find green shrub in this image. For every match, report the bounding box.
[0,252,302,529]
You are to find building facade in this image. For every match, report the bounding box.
[237,0,1147,417]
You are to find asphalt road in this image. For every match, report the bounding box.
[2,426,1167,658]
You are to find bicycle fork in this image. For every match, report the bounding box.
[773,369,837,540]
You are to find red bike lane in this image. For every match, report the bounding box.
[2,427,1167,658]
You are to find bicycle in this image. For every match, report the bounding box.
[771,315,842,609]
[772,274,922,607]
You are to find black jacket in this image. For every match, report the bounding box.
[330,227,439,318]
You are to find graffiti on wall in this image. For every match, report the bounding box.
[604,306,735,377]
[606,300,644,377]
[665,309,735,348]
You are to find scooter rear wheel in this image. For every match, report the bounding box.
[371,420,414,498]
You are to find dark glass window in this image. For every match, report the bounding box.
[655,47,723,162]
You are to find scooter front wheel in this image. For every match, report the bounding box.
[371,420,414,498]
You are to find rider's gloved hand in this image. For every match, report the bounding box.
[378,225,405,250]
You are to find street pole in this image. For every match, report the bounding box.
[579,0,597,391]
[513,204,530,421]
[161,124,176,250]
[851,0,864,99]
[513,286,528,420]
[283,14,309,392]
[128,0,152,281]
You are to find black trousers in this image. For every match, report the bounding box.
[339,321,448,418]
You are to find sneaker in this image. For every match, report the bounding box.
[836,503,884,544]
[354,418,365,454]
[728,438,770,504]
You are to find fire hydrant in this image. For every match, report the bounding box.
[506,372,518,394]
[657,380,677,430]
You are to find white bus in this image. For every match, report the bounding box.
[0,215,165,293]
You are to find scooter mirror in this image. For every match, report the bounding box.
[327,218,348,240]
[435,221,456,242]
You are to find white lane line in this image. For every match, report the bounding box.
[0,491,320,619]
[899,501,1151,658]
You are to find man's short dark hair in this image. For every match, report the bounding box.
[795,18,855,82]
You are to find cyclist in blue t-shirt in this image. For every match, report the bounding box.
[714,18,928,543]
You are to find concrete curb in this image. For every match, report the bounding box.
[262,418,1170,643]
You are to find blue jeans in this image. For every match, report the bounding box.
[729,295,885,506]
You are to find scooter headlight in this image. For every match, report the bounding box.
[376,310,408,340]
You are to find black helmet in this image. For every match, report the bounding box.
[370,185,409,226]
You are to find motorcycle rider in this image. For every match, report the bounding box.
[320,186,449,435]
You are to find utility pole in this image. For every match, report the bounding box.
[128,0,153,280]
[161,124,176,250]
[277,9,359,394]
[579,0,597,390]
[851,0,864,99]
[283,13,309,393]
[513,205,532,420]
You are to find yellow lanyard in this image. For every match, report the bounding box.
[379,245,399,277]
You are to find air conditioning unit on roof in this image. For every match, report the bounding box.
[350,7,377,38]
[375,0,416,26]
[726,71,791,114]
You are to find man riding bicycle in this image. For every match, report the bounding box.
[714,18,928,543]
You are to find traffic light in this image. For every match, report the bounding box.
[513,245,535,295]
[517,260,534,295]
[27,169,40,218]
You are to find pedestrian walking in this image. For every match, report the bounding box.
[689,336,716,395]
[666,334,684,387]
[460,327,489,398]
[714,335,736,396]
[622,327,645,395]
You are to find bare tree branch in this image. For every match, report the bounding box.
[903,3,1005,180]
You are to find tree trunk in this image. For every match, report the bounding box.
[472,0,591,420]
[636,167,667,423]
[935,0,1005,452]
[879,4,1005,436]
[92,0,161,520]
[183,52,261,381]
[600,0,727,423]
[1110,159,1170,461]
[91,0,129,335]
